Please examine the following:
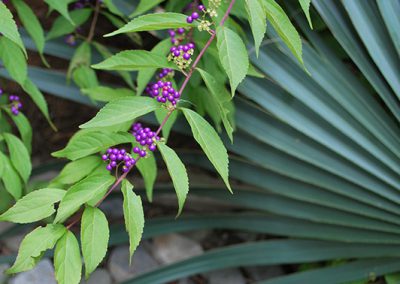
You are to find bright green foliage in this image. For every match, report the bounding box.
[155,108,178,141]
[0,37,27,85]
[44,0,74,25]
[137,154,158,202]
[0,152,22,200]
[182,108,231,192]
[68,41,92,80]
[52,131,134,160]
[121,180,145,262]
[0,188,65,223]
[6,111,32,153]
[130,0,166,17]
[54,231,82,284]
[102,0,124,17]
[81,206,109,278]
[197,68,235,141]
[263,0,304,65]
[80,97,160,128]
[245,0,267,57]
[92,50,176,71]
[216,26,249,96]
[8,224,66,274]
[299,0,313,29]
[72,66,99,89]
[157,142,189,215]
[46,8,92,40]
[4,133,31,184]
[54,174,115,223]
[105,12,194,37]
[82,86,133,102]
[0,1,26,56]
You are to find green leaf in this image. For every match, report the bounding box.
[105,12,194,37]
[54,231,82,284]
[197,68,235,141]
[81,206,109,279]
[216,26,249,96]
[102,0,124,17]
[68,41,92,80]
[7,224,66,274]
[245,0,267,57]
[385,273,400,284]
[0,36,27,85]
[136,153,157,202]
[130,0,166,17]
[157,142,189,216]
[46,9,92,40]
[263,0,304,65]
[137,38,171,95]
[73,66,99,89]
[80,97,160,128]
[44,0,74,25]
[0,152,22,200]
[155,108,178,141]
[121,180,144,262]
[52,130,134,160]
[182,108,231,192]
[54,174,115,223]
[4,133,31,184]
[50,156,102,186]
[12,0,46,59]
[91,50,176,71]
[22,79,55,130]
[247,63,265,78]
[299,0,313,29]
[82,86,133,102]
[5,110,32,153]
[0,188,65,223]
[0,2,27,57]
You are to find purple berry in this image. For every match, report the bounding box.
[186,16,193,23]
[198,4,204,10]
[192,12,199,20]
[106,165,113,171]
[102,154,108,161]
[173,50,181,57]
[183,53,191,60]
[177,28,185,34]
[139,150,147,157]
[149,144,157,152]
[133,147,140,153]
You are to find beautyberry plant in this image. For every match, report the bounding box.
[0,0,310,283]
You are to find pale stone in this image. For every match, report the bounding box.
[9,259,56,284]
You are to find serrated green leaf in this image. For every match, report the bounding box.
[245,0,267,57]
[137,38,171,95]
[299,0,313,29]
[0,37,27,85]
[12,0,46,59]
[155,108,178,141]
[5,109,32,153]
[0,188,65,223]
[130,0,166,17]
[46,9,92,40]
[0,2,27,57]
[136,153,157,202]
[82,86,133,102]
[263,0,304,65]
[68,41,91,80]
[216,26,249,96]
[197,68,235,141]
[81,206,109,279]
[52,130,133,160]
[45,0,74,25]
[121,180,144,262]
[92,50,176,71]
[182,108,231,192]
[54,174,115,223]
[105,12,194,37]
[0,152,22,200]
[73,66,99,89]
[80,97,160,128]
[51,156,102,186]
[4,133,31,184]
[54,231,82,284]
[7,224,66,274]
[157,142,189,215]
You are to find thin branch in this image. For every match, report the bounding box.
[87,0,101,42]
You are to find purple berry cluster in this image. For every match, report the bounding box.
[158,68,174,79]
[132,123,159,154]
[9,95,22,116]
[170,43,195,61]
[102,148,136,173]
[145,81,181,105]
[186,10,201,24]
[168,28,186,45]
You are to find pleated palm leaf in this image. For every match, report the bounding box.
[1,0,400,283]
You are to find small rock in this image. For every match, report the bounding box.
[0,222,13,235]
[0,264,10,284]
[151,234,203,265]
[3,234,25,253]
[182,230,210,243]
[108,245,159,282]
[244,266,285,281]
[178,278,196,284]
[206,269,246,284]
[9,259,56,284]
[81,269,112,284]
